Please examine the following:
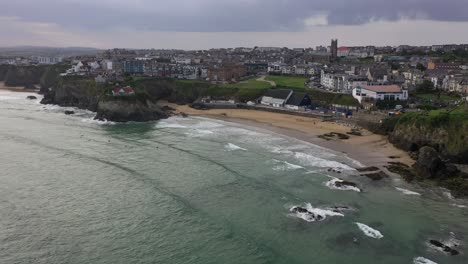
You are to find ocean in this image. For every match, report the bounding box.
[1,90,467,264]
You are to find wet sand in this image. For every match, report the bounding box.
[168,103,414,168]
[0,82,39,93]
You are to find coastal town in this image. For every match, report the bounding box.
[1,40,467,117]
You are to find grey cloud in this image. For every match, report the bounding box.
[2,0,468,32]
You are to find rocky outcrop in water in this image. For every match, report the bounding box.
[386,111,468,164]
[95,99,169,122]
[40,76,172,122]
[429,240,459,256]
[26,96,37,100]
[413,146,458,179]
[40,77,100,111]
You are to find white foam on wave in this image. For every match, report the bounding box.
[325,178,361,192]
[443,191,454,200]
[395,187,421,196]
[157,122,187,129]
[190,119,225,129]
[81,118,116,125]
[268,146,294,155]
[272,159,304,171]
[290,203,344,222]
[0,95,19,100]
[186,129,214,137]
[225,143,247,151]
[413,257,438,264]
[452,204,467,208]
[293,152,354,171]
[355,222,383,239]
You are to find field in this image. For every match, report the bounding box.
[265,75,308,90]
[222,79,272,89]
[415,93,461,102]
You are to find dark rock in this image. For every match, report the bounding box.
[290,206,324,221]
[26,95,37,100]
[291,207,308,214]
[429,240,459,256]
[414,146,444,178]
[24,84,37,90]
[360,171,388,181]
[334,181,357,188]
[385,162,417,182]
[414,146,461,180]
[94,100,169,122]
[180,112,188,118]
[64,110,75,115]
[356,166,380,172]
[327,205,352,213]
[161,105,175,112]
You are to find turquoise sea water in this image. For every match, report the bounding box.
[0,90,467,264]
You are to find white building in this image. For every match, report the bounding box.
[352,85,408,104]
[102,60,113,71]
[260,89,293,108]
[37,56,63,65]
[345,77,368,94]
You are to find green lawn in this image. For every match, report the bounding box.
[222,79,272,89]
[415,93,461,102]
[265,75,308,90]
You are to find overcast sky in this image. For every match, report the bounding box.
[1,0,468,49]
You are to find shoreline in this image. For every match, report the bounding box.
[0,82,40,93]
[0,87,413,169]
[167,103,414,169]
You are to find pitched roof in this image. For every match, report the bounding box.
[286,92,308,106]
[363,85,402,93]
[263,89,292,100]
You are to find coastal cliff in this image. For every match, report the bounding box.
[0,64,68,88]
[381,107,468,197]
[95,99,168,122]
[387,108,468,163]
[41,76,101,111]
[41,76,172,122]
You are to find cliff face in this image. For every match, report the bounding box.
[0,65,67,88]
[95,99,169,122]
[387,109,468,163]
[41,76,171,122]
[41,76,101,111]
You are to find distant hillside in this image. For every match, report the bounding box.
[0,46,101,57]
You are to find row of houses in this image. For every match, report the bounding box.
[267,63,320,76]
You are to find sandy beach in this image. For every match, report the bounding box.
[168,103,414,168]
[0,82,39,93]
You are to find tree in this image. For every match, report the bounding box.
[415,80,435,93]
[416,63,427,71]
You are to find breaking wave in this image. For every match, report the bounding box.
[156,122,187,129]
[272,159,304,171]
[355,223,383,239]
[293,152,354,170]
[289,203,344,222]
[81,118,116,126]
[413,257,438,264]
[395,187,421,196]
[225,143,247,151]
[325,178,361,192]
